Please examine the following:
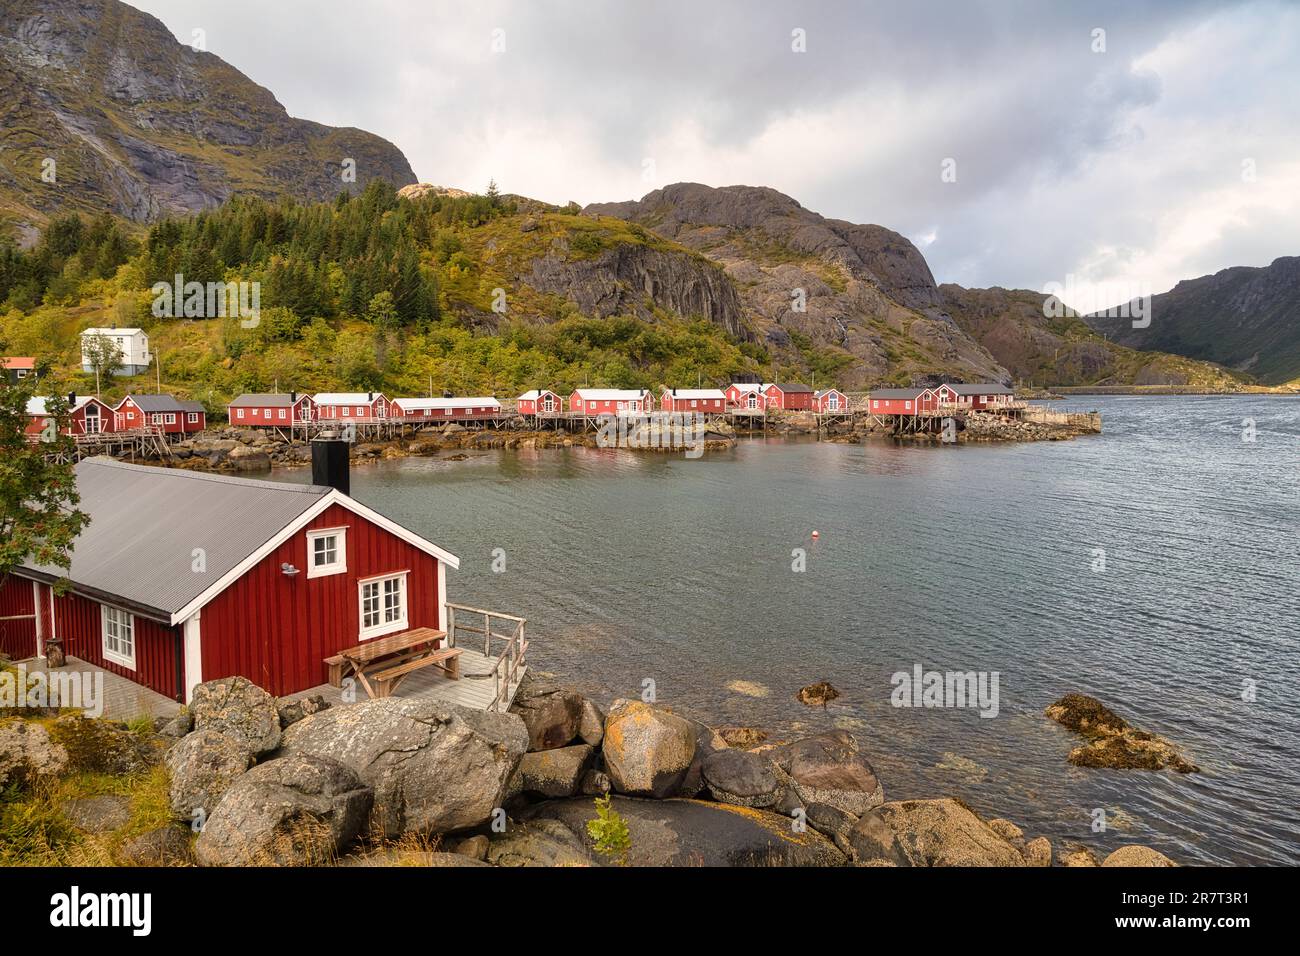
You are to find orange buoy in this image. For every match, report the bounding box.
[811,530,820,538]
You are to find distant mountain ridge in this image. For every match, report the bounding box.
[0,0,416,243]
[1084,257,1300,385]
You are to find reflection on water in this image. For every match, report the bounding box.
[270,395,1300,864]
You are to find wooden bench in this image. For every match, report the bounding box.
[325,627,448,698]
[368,647,463,698]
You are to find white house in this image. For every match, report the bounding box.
[80,327,151,376]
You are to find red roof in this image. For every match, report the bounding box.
[2,357,36,369]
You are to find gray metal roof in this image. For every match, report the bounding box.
[228,393,303,407]
[20,459,331,621]
[945,383,1014,395]
[125,394,198,414]
[869,388,929,399]
[770,382,814,393]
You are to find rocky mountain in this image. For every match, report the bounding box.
[0,0,416,244]
[587,183,1007,389]
[940,284,1246,389]
[1084,257,1300,385]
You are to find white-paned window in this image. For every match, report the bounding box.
[187,412,198,424]
[236,408,244,419]
[101,605,135,669]
[307,527,347,578]
[359,572,407,639]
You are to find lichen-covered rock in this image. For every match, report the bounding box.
[601,700,697,798]
[701,748,782,808]
[190,677,281,757]
[851,799,1025,867]
[120,826,194,866]
[280,699,528,837]
[277,694,329,729]
[796,681,841,707]
[49,715,162,775]
[1062,846,1101,867]
[577,698,605,747]
[164,728,255,820]
[1046,693,1199,773]
[764,731,883,816]
[1102,845,1177,867]
[60,794,131,833]
[195,753,373,866]
[486,818,594,868]
[516,744,594,798]
[509,678,585,751]
[1023,836,1053,867]
[718,727,768,748]
[987,818,1026,851]
[0,719,68,788]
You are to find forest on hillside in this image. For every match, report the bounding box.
[0,182,766,407]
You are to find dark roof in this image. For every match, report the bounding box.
[19,459,331,620]
[945,383,1014,395]
[769,382,814,393]
[869,388,930,399]
[125,393,204,414]
[228,393,305,408]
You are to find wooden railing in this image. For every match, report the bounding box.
[445,602,528,712]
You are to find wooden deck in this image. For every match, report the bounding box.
[285,644,527,712]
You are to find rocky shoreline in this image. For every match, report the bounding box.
[0,672,1183,868]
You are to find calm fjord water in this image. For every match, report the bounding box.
[274,396,1299,865]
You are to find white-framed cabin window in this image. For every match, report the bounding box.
[187,412,199,424]
[101,605,136,669]
[307,527,347,578]
[358,571,408,639]
[236,408,244,419]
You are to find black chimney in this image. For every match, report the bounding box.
[311,438,350,496]
[67,391,76,405]
[290,390,297,404]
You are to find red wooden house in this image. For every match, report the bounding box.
[24,394,116,438]
[395,397,503,423]
[659,388,726,413]
[516,390,563,416]
[867,387,940,415]
[313,392,396,422]
[814,388,849,413]
[0,453,463,701]
[763,382,815,410]
[726,383,769,411]
[935,383,1015,409]
[116,394,206,435]
[569,389,654,416]
[228,392,316,427]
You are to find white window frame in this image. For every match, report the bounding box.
[358,571,409,640]
[278,409,286,420]
[236,408,245,419]
[187,412,199,424]
[307,527,347,578]
[165,413,176,425]
[101,605,136,669]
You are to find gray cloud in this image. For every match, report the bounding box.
[134,0,1299,302]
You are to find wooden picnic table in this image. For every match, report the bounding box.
[325,627,460,700]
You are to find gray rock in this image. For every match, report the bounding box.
[846,806,911,865]
[451,835,490,861]
[486,818,593,867]
[163,728,254,820]
[765,731,884,816]
[701,749,781,808]
[49,715,162,775]
[602,700,697,799]
[157,711,193,739]
[516,796,846,867]
[189,677,281,757]
[517,744,594,798]
[577,698,605,747]
[509,678,585,751]
[120,826,193,866]
[580,769,612,796]
[277,694,329,729]
[61,794,131,833]
[195,753,373,866]
[0,720,68,789]
[852,799,1025,867]
[280,698,528,837]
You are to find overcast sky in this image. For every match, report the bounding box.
[133,0,1299,305]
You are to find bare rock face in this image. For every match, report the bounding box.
[515,744,594,799]
[190,677,281,757]
[280,699,529,837]
[164,728,255,820]
[1046,693,1199,773]
[701,748,782,809]
[509,678,585,751]
[195,753,373,866]
[763,730,884,816]
[850,798,1026,867]
[601,700,697,799]
[0,0,416,236]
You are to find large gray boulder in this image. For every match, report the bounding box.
[510,796,846,867]
[601,701,697,798]
[701,749,782,808]
[516,744,594,798]
[190,677,282,757]
[0,720,68,789]
[280,699,528,837]
[509,678,585,751]
[195,753,373,866]
[764,731,884,816]
[164,728,255,820]
[849,799,1025,867]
